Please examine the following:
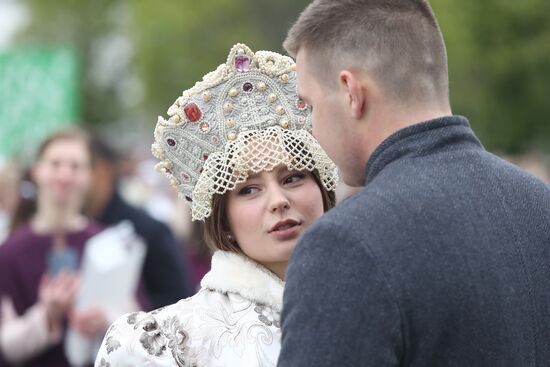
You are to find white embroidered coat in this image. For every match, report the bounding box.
[94,251,284,367]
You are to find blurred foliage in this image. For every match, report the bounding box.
[130,1,310,117]
[431,0,550,153]
[14,0,550,154]
[15,0,122,125]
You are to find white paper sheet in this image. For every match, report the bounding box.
[65,221,146,366]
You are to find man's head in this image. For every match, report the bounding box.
[86,136,121,218]
[285,0,452,185]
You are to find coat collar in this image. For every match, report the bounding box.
[365,115,483,184]
[200,251,285,311]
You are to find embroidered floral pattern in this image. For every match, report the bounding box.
[163,316,194,365]
[127,312,139,325]
[105,323,116,335]
[97,358,111,367]
[254,305,281,328]
[105,336,121,353]
[139,317,167,357]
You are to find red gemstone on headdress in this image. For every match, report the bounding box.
[235,56,251,72]
[167,138,176,146]
[296,99,307,110]
[181,173,191,182]
[184,103,202,122]
[243,82,253,92]
[203,153,209,160]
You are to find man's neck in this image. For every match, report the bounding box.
[86,183,115,220]
[365,104,453,163]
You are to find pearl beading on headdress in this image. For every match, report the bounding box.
[152,43,338,221]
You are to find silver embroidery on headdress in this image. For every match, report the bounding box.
[152,43,338,221]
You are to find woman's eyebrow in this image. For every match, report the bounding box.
[246,172,261,180]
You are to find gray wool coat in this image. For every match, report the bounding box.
[278,116,550,367]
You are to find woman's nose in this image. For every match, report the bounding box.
[268,187,290,213]
[55,163,76,183]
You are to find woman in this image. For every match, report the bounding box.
[0,130,107,366]
[95,44,338,366]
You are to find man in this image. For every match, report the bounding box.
[278,1,550,366]
[87,137,192,310]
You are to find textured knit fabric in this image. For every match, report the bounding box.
[278,116,550,367]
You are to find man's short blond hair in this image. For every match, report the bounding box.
[284,0,449,107]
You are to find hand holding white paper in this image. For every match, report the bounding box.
[65,221,146,366]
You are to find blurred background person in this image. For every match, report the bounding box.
[85,136,193,309]
[0,129,103,367]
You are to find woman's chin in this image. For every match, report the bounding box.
[51,195,79,208]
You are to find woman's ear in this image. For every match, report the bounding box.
[338,70,367,120]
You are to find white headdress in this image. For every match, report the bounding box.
[152,43,338,221]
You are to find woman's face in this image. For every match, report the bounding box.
[226,165,324,278]
[33,139,92,209]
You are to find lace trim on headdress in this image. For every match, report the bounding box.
[191,126,337,221]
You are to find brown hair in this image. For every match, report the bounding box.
[9,128,92,233]
[284,0,449,107]
[35,129,92,163]
[203,169,336,254]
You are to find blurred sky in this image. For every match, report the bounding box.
[0,1,28,50]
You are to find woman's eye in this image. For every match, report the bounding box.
[238,186,259,195]
[284,172,306,184]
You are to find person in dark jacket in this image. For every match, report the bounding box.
[277,1,550,366]
[86,137,192,310]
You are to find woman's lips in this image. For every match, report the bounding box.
[269,222,301,240]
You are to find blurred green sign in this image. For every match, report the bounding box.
[0,48,79,159]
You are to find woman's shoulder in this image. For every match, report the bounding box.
[101,292,206,338]
[96,251,287,366]
[0,225,37,257]
[96,286,282,366]
[95,291,214,366]
[99,287,248,341]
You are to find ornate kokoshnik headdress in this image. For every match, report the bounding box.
[152,43,338,221]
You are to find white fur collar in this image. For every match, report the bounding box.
[200,251,285,311]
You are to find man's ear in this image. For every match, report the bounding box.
[338,70,367,120]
